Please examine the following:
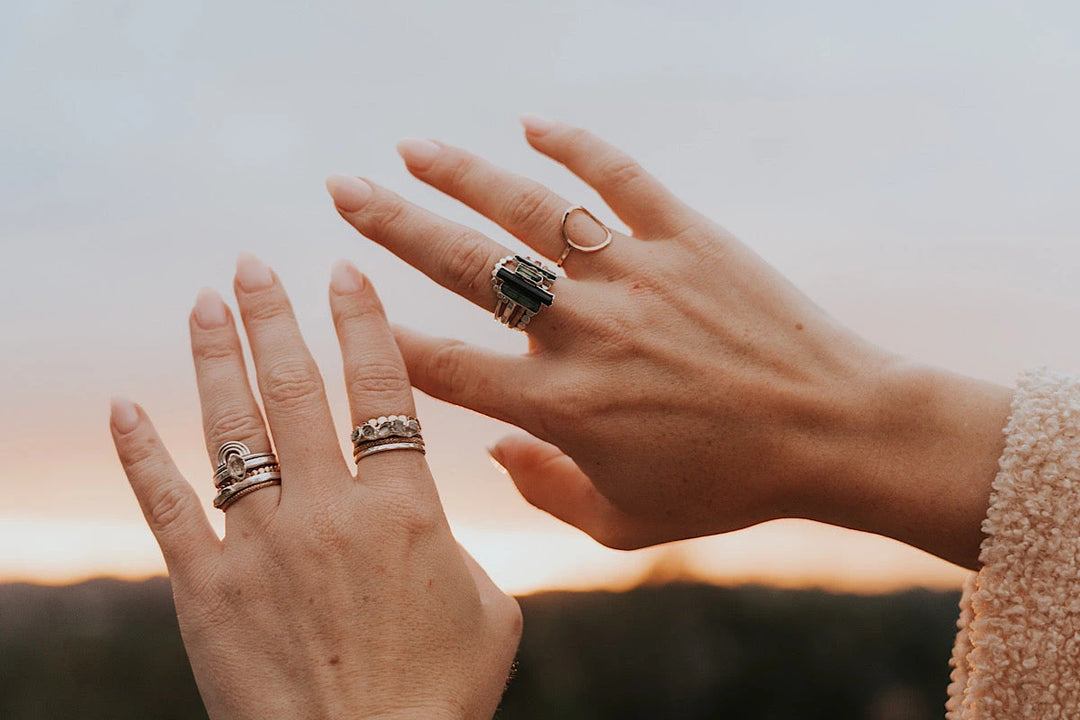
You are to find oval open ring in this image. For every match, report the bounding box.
[558,205,614,267]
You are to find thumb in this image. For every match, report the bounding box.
[489,434,630,548]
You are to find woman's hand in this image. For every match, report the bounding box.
[110,254,521,720]
[325,117,1013,569]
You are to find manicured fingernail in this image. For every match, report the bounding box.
[236,252,273,292]
[396,138,440,171]
[520,114,555,135]
[193,287,227,328]
[330,259,364,294]
[325,174,373,213]
[111,397,140,434]
[487,446,509,475]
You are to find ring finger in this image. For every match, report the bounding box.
[189,287,279,532]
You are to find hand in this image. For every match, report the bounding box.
[110,254,521,720]
[325,118,1013,569]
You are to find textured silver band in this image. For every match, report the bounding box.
[213,470,281,510]
[354,440,427,461]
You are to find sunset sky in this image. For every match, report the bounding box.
[4,1,1080,595]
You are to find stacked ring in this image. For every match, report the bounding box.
[213,441,282,510]
[491,255,556,330]
[351,415,425,462]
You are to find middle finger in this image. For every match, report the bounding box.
[233,252,350,497]
[396,139,618,276]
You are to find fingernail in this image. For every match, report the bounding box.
[111,397,140,434]
[330,259,364,294]
[520,114,555,136]
[487,446,509,476]
[193,287,227,328]
[236,252,274,292]
[396,138,440,171]
[325,174,373,213]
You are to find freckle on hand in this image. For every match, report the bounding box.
[795,323,804,331]
[329,655,341,666]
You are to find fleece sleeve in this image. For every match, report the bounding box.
[946,368,1080,719]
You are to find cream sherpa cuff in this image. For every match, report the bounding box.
[946,368,1080,720]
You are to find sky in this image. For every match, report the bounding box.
[3,0,1080,594]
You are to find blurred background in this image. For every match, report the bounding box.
[3,0,1080,717]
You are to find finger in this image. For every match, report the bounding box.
[190,288,280,529]
[391,324,539,431]
[329,261,433,493]
[520,116,690,238]
[110,397,220,580]
[489,434,633,550]
[233,252,349,493]
[325,174,514,312]
[395,139,617,275]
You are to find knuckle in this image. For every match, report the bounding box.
[346,361,411,400]
[261,358,324,407]
[145,482,194,532]
[206,407,264,447]
[502,185,552,231]
[597,153,645,190]
[425,341,471,396]
[122,433,162,469]
[370,197,409,235]
[243,295,291,324]
[191,339,237,366]
[441,153,478,192]
[438,233,493,297]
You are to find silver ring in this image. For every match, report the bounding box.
[354,440,427,461]
[213,472,281,510]
[351,415,425,464]
[212,441,281,510]
[491,255,556,331]
[351,415,422,444]
[557,205,613,267]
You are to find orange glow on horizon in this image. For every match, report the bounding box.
[0,516,968,596]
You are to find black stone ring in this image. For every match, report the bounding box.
[490,255,556,330]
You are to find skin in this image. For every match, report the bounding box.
[110,254,521,720]
[325,116,1015,570]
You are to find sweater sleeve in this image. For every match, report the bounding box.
[946,368,1080,719]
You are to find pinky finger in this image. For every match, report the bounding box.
[110,397,220,578]
[488,434,639,551]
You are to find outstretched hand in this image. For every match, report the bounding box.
[326,117,1013,569]
[111,255,520,720]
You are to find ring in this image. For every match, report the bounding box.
[491,255,556,330]
[213,441,279,489]
[212,441,281,510]
[557,205,613,267]
[352,415,425,463]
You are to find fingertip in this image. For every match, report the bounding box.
[110,396,141,435]
[235,251,274,292]
[325,174,373,213]
[330,258,365,295]
[520,113,556,137]
[396,138,441,171]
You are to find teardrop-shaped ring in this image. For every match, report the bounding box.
[557,205,614,267]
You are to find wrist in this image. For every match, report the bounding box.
[802,356,1013,569]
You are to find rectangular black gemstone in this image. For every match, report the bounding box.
[496,268,553,305]
[500,280,543,312]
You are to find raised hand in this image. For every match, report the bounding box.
[110,254,521,720]
[326,118,1013,569]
